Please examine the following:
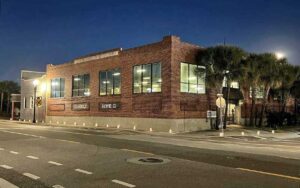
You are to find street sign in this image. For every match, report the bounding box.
[36,97,42,107]
[216,96,226,108]
[207,111,217,118]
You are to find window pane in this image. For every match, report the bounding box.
[113,69,121,95]
[180,83,188,92]
[60,78,65,97]
[107,71,113,95]
[152,63,161,92]
[142,64,152,93]
[133,65,142,93]
[189,84,198,93]
[180,63,189,84]
[189,64,197,85]
[197,67,205,94]
[100,72,107,95]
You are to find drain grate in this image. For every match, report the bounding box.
[127,157,171,165]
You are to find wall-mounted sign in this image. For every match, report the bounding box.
[49,104,65,111]
[72,103,90,111]
[74,50,119,64]
[207,110,217,118]
[99,102,120,110]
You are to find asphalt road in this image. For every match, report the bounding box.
[0,120,299,188]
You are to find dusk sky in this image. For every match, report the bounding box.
[0,0,299,81]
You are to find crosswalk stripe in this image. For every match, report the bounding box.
[0,165,13,169]
[23,173,40,180]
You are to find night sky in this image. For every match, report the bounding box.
[0,0,299,81]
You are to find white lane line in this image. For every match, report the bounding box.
[48,161,63,166]
[236,168,300,181]
[23,173,40,180]
[0,165,13,169]
[0,147,4,150]
[55,139,80,144]
[112,179,136,188]
[52,185,65,188]
[0,130,46,139]
[10,151,19,155]
[121,148,154,155]
[0,178,19,188]
[26,155,39,160]
[75,168,93,175]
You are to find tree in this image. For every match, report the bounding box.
[197,46,246,128]
[239,54,262,127]
[0,81,20,113]
[257,53,281,127]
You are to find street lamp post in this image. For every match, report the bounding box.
[33,80,39,123]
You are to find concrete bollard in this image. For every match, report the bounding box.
[257,131,260,136]
[74,122,77,126]
[169,129,173,134]
[117,125,120,129]
[241,131,245,136]
[49,120,52,124]
[63,121,66,125]
[42,120,44,123]
[19,119,21,122]
[219,132,224,137]
[106,124,109,128]
[95,123,98,127]
[10,118,12,121]
[56,121,59,124]
[133,126,136,130]
[23,119,26,122]
[272,130,275,134]
[150,128,153,132]
[83,123,85,126]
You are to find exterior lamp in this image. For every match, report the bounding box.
[275,52,285,60]
[32,79,39,123]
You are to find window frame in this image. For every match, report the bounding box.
[72,73,90,97]
[132,62,162,94]
[180,62,206,94]
[99,68,121,96]
[50,78,65,98]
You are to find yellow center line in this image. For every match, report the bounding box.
[121,149,154,155]
[236,168,300,181]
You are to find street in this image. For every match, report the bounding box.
[0,120,299,188]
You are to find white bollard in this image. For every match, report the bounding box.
[74,122,77,126]
[150,128,153,132]
[169,129,173,134]
[36,120,38,123]
[10,118,12,121]
[28,120,31,123]
[83,123,85,126]
[56,121,59,124]
[95,123,98,127]
[63,121,66,125]
[133,126,136,130]
[219,132,224,137]
[106,124,109,128]
[272,130,275,134]
[49,120,52,124]
[117,125,120,129]
[241,131,245,136]
[257,131,260,136]
[42,120,44,123]
[19,119,21,122]
[23,119,26,122]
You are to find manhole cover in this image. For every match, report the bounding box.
[127,157,171,165]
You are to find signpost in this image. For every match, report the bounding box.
[216,94,226,136]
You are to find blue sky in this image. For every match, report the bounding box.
[0,0,299,81]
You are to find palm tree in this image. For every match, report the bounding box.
[239,54,262,127]
[257,53,280,127]
[197,46,246,128]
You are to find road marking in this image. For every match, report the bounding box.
[112,179,136,187]
[23,173,40,180]
[26,155,39,160]
[0,147,4,150]
[48,161,63,166]
[236,168,300,181]
[0,165,13,169]
[121,149,154,155]
[55,139,80,144]
[52,185,65,188]
[0,178,19,188]
[75,168,93,175]
[0,130,46,139]
[10,151,19,155]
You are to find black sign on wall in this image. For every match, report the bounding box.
[99,102,121,111]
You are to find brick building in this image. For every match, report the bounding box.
[20,35,295,132]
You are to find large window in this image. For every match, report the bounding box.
[133,62,161,93]
[180,62,205,94]
[99,68,121,95]
[222,77,239,89]
[250,86,264,99]
[51,78,65,98]
[72,74,90,97]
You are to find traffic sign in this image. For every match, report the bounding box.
[216,96,226,108]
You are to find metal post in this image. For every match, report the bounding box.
[33,86,37,123]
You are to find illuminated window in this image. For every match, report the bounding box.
[50,78,65,98]
[133,62,161,94]
[72,74,90,97]
[180,62,205,94]
[99,68,121,95]
[222,77,239,89]
[250,86,264,99]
